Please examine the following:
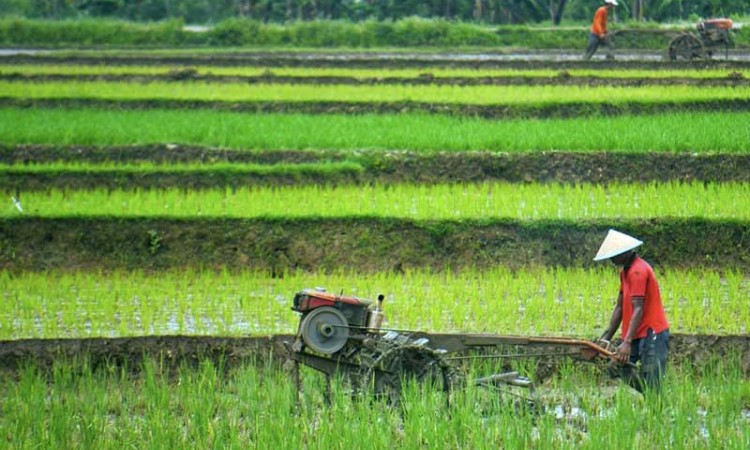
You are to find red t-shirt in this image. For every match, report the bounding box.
[619,256,669,340]
[591,7,608,37]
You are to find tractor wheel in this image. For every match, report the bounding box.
[357,342,459,406]
[668,34,704,61]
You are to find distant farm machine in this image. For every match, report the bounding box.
[665,18,735,61]
[284,288,624,405]
[610,18,735,61]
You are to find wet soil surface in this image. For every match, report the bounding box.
[3,97,748,119]
[4,217,749,271]
[2,144,335,165]
[4,145,750,190]
[0,333,747,376]
[4,50,750,68]
[2,72,749,87]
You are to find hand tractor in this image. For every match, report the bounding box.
[667,18,734,61]
[608,18,735,61]
[285,288,624,405]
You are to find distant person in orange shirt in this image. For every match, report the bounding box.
[584,0,618,60]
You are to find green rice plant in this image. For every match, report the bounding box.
[0,267,746,339]
[2,108,748,153]
[3,80,750,105]
[3,182,748,220]
[0,358,747,449]
[2,64,747,80]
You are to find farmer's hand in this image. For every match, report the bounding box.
[615,341,631,364]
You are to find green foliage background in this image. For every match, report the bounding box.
[1,16,749,48]
[0,0,748,24]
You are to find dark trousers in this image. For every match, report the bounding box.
[620,328,670,393]
[584,32,609,60]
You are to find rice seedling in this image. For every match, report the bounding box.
[3,80,750,105]
[0,267,746,339]
[2,108,747,153]
[3,182,748,220]
[2,64,746,80]
[0,356,747,449]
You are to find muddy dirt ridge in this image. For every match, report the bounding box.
[4,145,750,190]
[0,334,747,376]
[3,97,748,119]
[3,72,749,87]
[3,217,749,272]
[4,51,750,69]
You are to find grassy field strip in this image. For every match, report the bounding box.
[2,360,747,450]
[4,182,748,220]
[0,161,361,173]
[3,64,748,79]
[2,108,749,153]
[1,268,746,339]
[3,80,750,104]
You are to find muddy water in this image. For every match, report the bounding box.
[0,49,50,56]
[244,50,714,63]
[4,50,750,69]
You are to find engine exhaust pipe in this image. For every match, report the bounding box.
[367,294,386,330]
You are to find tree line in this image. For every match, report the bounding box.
[1,0,747,25]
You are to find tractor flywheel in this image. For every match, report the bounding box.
[299,306,349,355]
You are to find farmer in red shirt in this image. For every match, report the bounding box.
[594,229,670,392]
[584,0,618,60]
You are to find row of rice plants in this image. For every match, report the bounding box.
[3,108,749,153]
[2,268,746,339]
[1,356,748,448]
[4,80,750,105]
[4,64,747,79]
[5,182,749,220]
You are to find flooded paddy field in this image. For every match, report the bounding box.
[4,48,750,67]
[1,47,748,448]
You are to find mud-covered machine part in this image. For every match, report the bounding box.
[287,289,467,402]
[286,288,627,404]
[668,18,734,61]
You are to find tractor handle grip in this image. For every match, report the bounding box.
[526,337,635,367]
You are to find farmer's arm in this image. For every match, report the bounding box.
[615,296,644,363]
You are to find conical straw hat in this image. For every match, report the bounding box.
[593,229,643,261]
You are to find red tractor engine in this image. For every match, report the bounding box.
[292,289,385,354]
[698,18,733,31]
[697,18,733,45]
